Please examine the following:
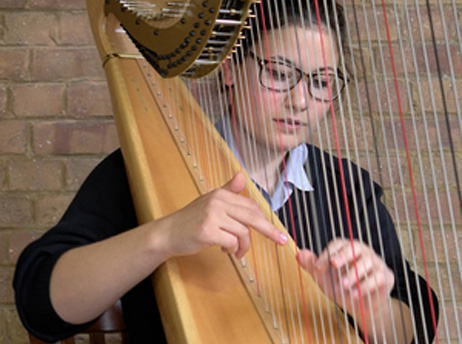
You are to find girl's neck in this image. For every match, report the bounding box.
[235,132,285,195]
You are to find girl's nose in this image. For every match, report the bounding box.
[285,81,308,111]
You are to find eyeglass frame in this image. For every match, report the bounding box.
[247,51,347,102]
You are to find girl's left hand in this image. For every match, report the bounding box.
[296,239,395,317]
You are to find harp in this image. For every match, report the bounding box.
[86,0,460,343]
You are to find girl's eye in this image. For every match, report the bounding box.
[264,63,294,83]
[271,69,289,81]
[312,75,336,89]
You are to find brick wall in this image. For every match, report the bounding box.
[340,2,462,343]
[0,0,118,342]
[0,0,460,343]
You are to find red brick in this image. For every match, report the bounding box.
[416,79,462,113]
[0,164,5,190]
[391,189,462,225]
[0,267,14,303]
[437,304,462,340]
[64,157,103,191]
[411,43,462,77]
[367,154,411,191]
[33,121,119,155]
[68,82,112,117]
[319,115,376,156]
[0,48,29,81]
[378,117,459,153]
[2,307,29,343]
[0,86,7,118]
[407,6,457,43]
[12,83,64,118]
[347,6,399,44]
[402,152,461,192]
[0,195,33,227]
[4,12,59,46]
[375,43,408,78]
[0,0,27,8]
[425,264,462,302]
[355,80,410,115]
[8,158,63,191]
[59,11,94,46]
[416,228,462,264]
[7,230,44,264]
[0,308,5,344]
[30,0,86,10]
[0,231,7,265]
[0,120,28,154]
[35,194,73,226]
[31,48,104,82]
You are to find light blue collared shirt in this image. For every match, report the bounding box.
[215,117,313,211]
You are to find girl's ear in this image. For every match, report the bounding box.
[222,59,234,88]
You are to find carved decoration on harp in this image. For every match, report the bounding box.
[104,0,253,78]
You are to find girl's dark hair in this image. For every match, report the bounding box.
[240,0,347,59]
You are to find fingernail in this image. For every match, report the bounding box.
[279,233,288,244]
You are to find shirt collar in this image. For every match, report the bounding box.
[215,116,314,211]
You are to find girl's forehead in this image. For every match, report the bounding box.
[251,25,338,68]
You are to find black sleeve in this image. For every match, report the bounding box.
[13,149,139,342]
[360,172,439,344]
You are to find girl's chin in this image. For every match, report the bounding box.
[253,135,304,153]
[269,141,303,153]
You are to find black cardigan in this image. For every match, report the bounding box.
[13,146,438,343]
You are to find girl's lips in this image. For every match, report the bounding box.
[273,118,306,132]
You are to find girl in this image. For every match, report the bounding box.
[14,0,438,343]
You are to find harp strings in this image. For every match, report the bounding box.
[243,2,318,341]
[231,0,360,340]
[112,0,461,341]
[347,0,461,342]
[356,0,435,341]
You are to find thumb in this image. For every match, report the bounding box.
[296,249,318,275]
[222,172,246,194]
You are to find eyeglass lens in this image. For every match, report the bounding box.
[259,61,343,101]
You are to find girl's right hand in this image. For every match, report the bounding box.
[155,172,288,260]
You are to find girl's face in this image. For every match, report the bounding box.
[231,25,340,153]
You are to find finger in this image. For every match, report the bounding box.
[296,249,318,274]
[219,220,251,259]
[210,187,267,220]
[242,215,288,246]
[222,172,247,194]
[316,239,350,270]
[328,240,368,270]
[341,257,374,289]
[335,241,370,267]
[225,203,288,246]
[214,230,240,256]
[354,267,395,295]
[349,274,389,301]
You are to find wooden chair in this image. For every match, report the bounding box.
[28,300,128,344]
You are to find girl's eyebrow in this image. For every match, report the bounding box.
[269,55,337,74]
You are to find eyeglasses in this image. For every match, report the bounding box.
[248,52,346,102]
